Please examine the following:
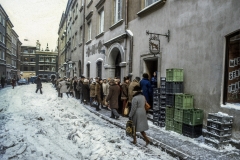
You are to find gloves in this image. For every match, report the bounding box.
[129,117,132,120]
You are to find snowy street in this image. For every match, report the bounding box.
[0,83,175,160]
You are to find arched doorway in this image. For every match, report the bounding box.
[107,43,125,79]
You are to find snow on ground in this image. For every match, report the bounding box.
[0,83,176,160]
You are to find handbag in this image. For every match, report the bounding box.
[126,120,136,137]
[145,102,151,111]
[123,101,129,116]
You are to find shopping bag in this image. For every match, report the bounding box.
[123,101,129,116]
[126,120,135,137]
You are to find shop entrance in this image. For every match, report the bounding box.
[144,58,158,80]
[115,52,121,78]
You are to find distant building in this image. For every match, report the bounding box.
[0,5,7,78]
[35,44,58,80]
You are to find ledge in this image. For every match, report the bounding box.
[109,19,124,31]
[86,39,92,45]
[95,0,105,10]
[103,33,127,48]
[79,5,83,12]
[87,0,93,8]
[86,11,93,21]
[95,32,104,39]
[137,0,166,17]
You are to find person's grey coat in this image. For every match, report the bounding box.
[59,80,68,93]
[129,92,149,132]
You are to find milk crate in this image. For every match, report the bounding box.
[175,94,194,109]
[182,124,202,138]
[153,88,160,95]
[208,113,233,124]
[153,105,160,111]
[174,121,183,134]
[166,119,174,131]
[160,103,166,109]
[166,106,174,119]
[207,120,232,131]
[205,138,230,149]
[183,109,204,126]
[166,68,183,82]
[160,108,166,114]
[205,131,231,143]
[160,88,166,95]
[166,82,184,94]
[166,94,175,106]
[174,108,184,123]
[160,77,166,86]
[153,121,159,126]
[207,126,232,136]
[159,122,166,127]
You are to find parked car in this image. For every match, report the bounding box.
[30,76,37,84]
[18,79,27,85]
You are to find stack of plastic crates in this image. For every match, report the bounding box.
[152,88,160,126]
[204,113,233,149]
[159,77,166,127]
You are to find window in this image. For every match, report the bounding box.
[39,57,44,62]
[30,58,35,62]
[0,32,2,42]
[31,67,35,71]
[2,35,4,44]
[45,58,50,62]
[52,67,55,71]
[52,58,56,63]
[145,0,159,7]
[24,57,28,62]
[40,66,44,70]
[88,22,92,41]
[0,49,4,60]
[99,10,104,33]
[87,63,90,78]
[224,30,240,104]
[114,0,122,23]
[96,61,102,78]
[2,18,5,27]
[24,67,28,71]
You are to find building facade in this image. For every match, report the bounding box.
[0,5,7,79]
[11,29,18,78]
[17,39,22,77]
[20,46,37,79]
[35,46,58,80]
[59,0,240,140]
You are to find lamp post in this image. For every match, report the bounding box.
[63,62,67,76]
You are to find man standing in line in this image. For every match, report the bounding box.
[94,77,102,111]
[79,75,85,103]
[35,76,43,94]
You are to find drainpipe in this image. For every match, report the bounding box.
[81,0,86,76]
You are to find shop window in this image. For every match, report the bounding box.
[96,61,102,78]
[224,30,240,104]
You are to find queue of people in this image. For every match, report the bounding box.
[52,72,157,146]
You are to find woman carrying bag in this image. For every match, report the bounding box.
[128,85,150,146]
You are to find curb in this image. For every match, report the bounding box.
[83,105,194,160]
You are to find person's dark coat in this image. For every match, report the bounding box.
[129,91,149,132]
[35,77,42,89]
[106,83,120,109]
[140,78,153,105]
[1,77,5,87]
[82,81,90,102]
[121,82,129,100]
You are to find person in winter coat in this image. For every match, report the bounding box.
[140,73,153,108]
[35,76,43,94]
[59,77,69,98]
[89,80,96,106]
[82,79,90,104]
[11,76,16,89]
[79,76,85,103]
[128,77,140,103]
[1,76,5,88]
[129,85,150,146]
[121,76,130,116]
[102,78,109,108]
[94,77,103,111]
[106,79,121,119]
[151,71,157,89]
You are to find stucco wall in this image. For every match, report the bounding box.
[128,0,240,139]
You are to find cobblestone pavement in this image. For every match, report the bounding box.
[83,104,240,160]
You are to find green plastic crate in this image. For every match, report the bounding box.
[166,106,174,119]
[166,68,183,82]
[174,108,184,122]
[175,94,194,109]
[183,109,204,125]
[166,119,174,131]
[174,121,182,134]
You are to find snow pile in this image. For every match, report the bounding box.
[0,84,175,160]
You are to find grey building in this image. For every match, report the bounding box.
[0,5,7,79]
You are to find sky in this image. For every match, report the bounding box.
[0,0,68,51]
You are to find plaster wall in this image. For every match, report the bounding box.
[128,0,240,139]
